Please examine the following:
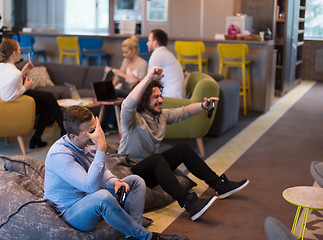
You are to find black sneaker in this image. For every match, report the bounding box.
[152,232,189,240]
[184,192,217,221]
[213,174,249,199]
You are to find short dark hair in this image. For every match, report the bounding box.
[151,29,168,47]
[137,80,164,113]
[63,105,93,135]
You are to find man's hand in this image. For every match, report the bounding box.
[147,66,164,83]
[114,180,130,194]
[23,76,33,90]
[84,117,107,152]
[202,97,220,110]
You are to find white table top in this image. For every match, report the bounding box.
[57,98,93,107]
[283,186,323,209]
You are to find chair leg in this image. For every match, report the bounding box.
[204,61,208,73]
[17,136,26,155]
[224,66,229,79]
[196,137,205,157]
[219,63,223,75]
[241,65,247,116]
[247,64,252,109]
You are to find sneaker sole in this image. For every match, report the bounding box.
[191,196,217,221]
[217,179,249,199]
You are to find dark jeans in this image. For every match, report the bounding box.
[131,143,219,206]
[25,90,64,140]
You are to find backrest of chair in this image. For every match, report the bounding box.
[138,39,150,62]
[78,37,103,52]
[217,43,248,61]
[12,35,35,53]
[57,36,79,53]
[175,41,205,59]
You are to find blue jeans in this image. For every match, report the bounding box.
[62,175,152,240]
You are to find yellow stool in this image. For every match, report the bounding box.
[174,41,208,72]
[217,43,251,116]
[57,36,80,65]
[283,186,323,240]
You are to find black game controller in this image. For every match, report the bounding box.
[117,186,127,208]
[207,99,216,118]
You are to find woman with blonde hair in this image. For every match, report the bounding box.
[0,39,65,149]
[112,35,148,97]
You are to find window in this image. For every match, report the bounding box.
[26,0,109,34]
[64,0,109,34]
[304,0,323,39]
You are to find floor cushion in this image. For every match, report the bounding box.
[0,154,196,238]
[0,167,123,239]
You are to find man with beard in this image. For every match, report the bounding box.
[118,67,249,221]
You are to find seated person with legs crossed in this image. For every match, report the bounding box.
[44,105,188,240]
[118,67,249,221]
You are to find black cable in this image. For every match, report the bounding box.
[0,199,48,228]
[0,155,44,179]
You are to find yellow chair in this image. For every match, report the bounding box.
[217,43,252,116]
[57,36,80,65]
[0,95,36,155]
[174,41,208,72]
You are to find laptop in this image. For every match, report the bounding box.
[91,81,117,102]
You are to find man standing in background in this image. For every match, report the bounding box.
[147,29,185,98]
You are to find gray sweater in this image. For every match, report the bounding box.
[118,95,190,161]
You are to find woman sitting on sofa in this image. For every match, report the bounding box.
[111,35,148,97]
[0,39,65,149]
[102,36,148,131]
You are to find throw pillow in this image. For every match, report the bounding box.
[27,66,55,89]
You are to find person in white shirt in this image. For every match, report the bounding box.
[146,29,185,98]
[0,39,65,149]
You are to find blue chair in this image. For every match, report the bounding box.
[138,39,150,62]
[12,35,47,62]
[78,37,110,66]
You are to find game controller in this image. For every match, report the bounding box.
[117,186,127,208]
[207,99,216,118]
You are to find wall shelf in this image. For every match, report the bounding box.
[274,0,306,96]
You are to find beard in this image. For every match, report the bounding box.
[146,103,162,116]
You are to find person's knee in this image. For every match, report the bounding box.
[150,154,166,165]
[124,175,146,190]
[176,143,193,152]
[95,189,115,203]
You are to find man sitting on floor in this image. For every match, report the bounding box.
[118,66,249,221]
[44,105,188,240]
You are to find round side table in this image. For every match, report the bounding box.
[282,186,323,240]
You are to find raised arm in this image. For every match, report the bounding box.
[128,66,164,102]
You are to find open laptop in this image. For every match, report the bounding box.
[91,81,117,102]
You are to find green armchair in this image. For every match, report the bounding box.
[0,95,36,155]
[163,72,219,156]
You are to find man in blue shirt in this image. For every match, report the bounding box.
[44,105,188,240]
